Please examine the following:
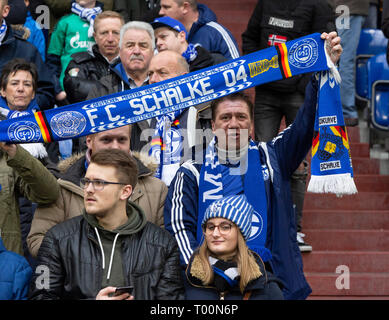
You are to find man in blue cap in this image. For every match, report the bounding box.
[158,0,239,59]
[151,16,225,72]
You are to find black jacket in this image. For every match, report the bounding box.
[189,46,227,72]
[113,0,160,22]
[0,23,55,110]
[242,0,335,93]
[28,214,184,300]
[63,44,120,104]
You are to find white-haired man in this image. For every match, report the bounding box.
[87,21,156,152]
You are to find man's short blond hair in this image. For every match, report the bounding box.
[94,10,125,32]
[174,0,197,10]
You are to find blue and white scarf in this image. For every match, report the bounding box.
[0,97,39,119]
[71,2,102,38]
[307,71,357,195]
[198,138,272,262]
[209,256,239,290]
[0,33,356,195]
[0,19,7,46]
[182,43,198,63]
[150,109,184,186]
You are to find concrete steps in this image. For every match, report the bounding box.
[303,124,389,298]
[303,210,389,230]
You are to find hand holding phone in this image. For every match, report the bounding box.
[96,286,134,300]
[114,286,134,297]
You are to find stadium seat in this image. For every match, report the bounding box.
[367,53,389,131]
[355,29,388,101]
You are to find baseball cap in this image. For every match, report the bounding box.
[151,16,187,36]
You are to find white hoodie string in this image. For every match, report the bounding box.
[94,227,120,280]
[94,227,105,270]
[107,233,120,280]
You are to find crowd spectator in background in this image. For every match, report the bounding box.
[43,0,113,32]
[242,0,335,252]
[46,0,103,103]
[151,16,226,72]
[29,149,184,300]
[159,0,239,59]
[185,195,284,300]
[86,21,155,152]
[147,50,197,186]
[5,0,46,61]
[0,57,59,256]
[27,125,167,257]
[113,0,160,22]
[383,0,389,64]
[0,58,58,266]
[63,10,124,104]
[334,0,370,127]
[0,0,54,110]
[0,235,32,300]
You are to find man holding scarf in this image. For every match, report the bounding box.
[164,31,343,300]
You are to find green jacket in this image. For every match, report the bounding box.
[47,13,95,88]
[44,0,114,31]
[0,146,59,255]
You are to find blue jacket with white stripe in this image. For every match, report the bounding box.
[188,4,240,60]
[164,77,319,300]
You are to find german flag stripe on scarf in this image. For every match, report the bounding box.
[331,126,350,149]
[311,131,320,158]
[311,126,350,159]
[34,111,53,143]
[276,43,292,79]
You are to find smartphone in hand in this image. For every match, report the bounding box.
[114,286,134,297]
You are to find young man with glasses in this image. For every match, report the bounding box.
[27,125,167,258]
[29,148,184,300]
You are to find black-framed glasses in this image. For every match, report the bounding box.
[204,222,234,235]
[80,178,127,191]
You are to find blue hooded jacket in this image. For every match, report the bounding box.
[188,4,240,60]
[0,236,32,300]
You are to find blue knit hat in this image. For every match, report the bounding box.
[202,195,253,240]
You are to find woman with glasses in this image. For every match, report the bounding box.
[184,194,284,300]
